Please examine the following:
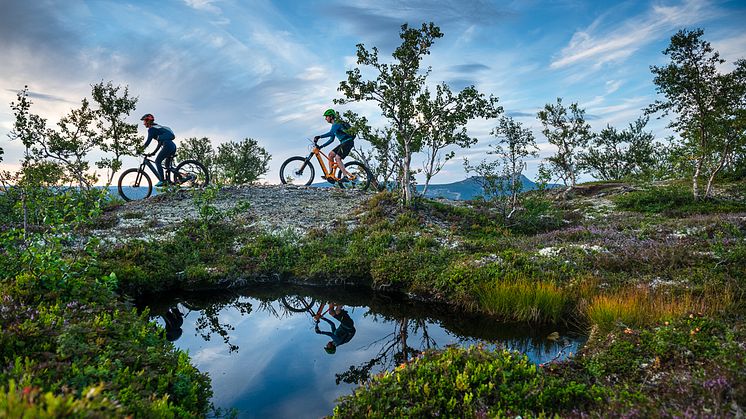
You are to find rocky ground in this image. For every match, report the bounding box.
[91,185,373,243]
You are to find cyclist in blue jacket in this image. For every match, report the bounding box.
[313,109,354,181]
[140,113,176,187]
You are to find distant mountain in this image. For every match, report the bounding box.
[313,175,559,200]
[418,175,557,200]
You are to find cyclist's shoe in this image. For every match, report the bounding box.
[178,174,196,184]
[339,176,351,183]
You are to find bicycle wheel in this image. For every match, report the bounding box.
[175,159,210,188]
[118,168,153,201]
[281,296,316,313]
[280,156,315,186]
[338,161,372,191]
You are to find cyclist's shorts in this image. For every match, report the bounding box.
[333,141,354,159]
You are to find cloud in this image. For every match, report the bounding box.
[184,0,222,14]
[5,89,76,104]
[551,0,721,69]
[326,0,513,49]
[505,110,535,118]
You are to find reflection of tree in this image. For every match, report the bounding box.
[181,295,253,353]
[336,318,436,385]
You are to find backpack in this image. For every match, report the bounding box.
[339,121,356,140]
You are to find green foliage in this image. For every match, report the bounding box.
[215,138,271,184]
[646,28,746,199]
[333,346,605,418]
[537,97,592,188]
[0,380,123,417]
[177,137,270,185]
[613,184,746,216]
[91,81,140,186]
[573,315,746,417]
[337,22,501,206]
[578,116,661,181]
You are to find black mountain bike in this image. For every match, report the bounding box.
[117,155,209,201]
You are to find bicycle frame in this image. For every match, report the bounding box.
[303,146,340,180]
[134,156,175,185]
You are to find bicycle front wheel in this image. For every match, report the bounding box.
[118,168,153,201]
[175,159,210,188]
[281,296,316,313]
[338,161,372,191]
[280,156,315,186]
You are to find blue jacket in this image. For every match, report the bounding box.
[142,124,176,150]
[317,122,354,148]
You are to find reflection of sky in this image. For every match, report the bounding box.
[157,298,583,419]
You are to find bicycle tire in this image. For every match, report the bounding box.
[118,168,153,201]
[281,296,316,313]
[280,156,315,186]
[337,161,372,191]
[174,159,210,188]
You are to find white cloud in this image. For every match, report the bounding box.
[605,79,623,94]
[184,0,222,14]
[551,0,720,69]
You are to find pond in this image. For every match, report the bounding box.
[143,285,585,418]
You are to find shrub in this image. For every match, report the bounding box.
[333,345,605,418]
[613,185,746,216]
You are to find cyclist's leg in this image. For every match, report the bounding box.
[336,141,354,178]
[327,150,337,176]
[155,141,177,183]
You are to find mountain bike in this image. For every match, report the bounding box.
[279,140,372,191]
[117,155,209,201]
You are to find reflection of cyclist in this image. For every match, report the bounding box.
[140,113,177,187]
[161,306,184,342]
[313,303,356,354]
[313,109,354,180]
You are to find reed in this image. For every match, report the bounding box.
[586,285,734,332]
[476,277,569,323]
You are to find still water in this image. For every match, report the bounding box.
[145,285,585,419]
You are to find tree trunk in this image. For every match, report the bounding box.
[704,136,732,199]
[692,158,702,200]
[402,141,413,206]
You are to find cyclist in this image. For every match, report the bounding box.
[313,109,354,181]
[313,303,356,354]
[140,113,177,187]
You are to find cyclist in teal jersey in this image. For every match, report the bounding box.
[313,109,355,180]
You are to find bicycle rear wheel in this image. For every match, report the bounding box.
[175,159,209,188]
[118,168,153,201]
[338,161,372,191]
[280,156,315,186]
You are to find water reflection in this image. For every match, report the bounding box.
[142,285,585,418]
[313,303,357,355]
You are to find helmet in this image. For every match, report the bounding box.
[323,109,336,118]
[324,344,336,354]
[140,113,155,123]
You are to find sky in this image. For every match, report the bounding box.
[1,0,745,184]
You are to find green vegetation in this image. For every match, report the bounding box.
[333,345,606,418]
[613,183,746,215]
[335,315,745,418]
[0,183,211,416]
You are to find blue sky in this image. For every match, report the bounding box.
[1,0,745,183]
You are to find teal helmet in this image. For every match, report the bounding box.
[323,109,336,118]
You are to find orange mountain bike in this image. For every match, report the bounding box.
[279,139,372,190]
